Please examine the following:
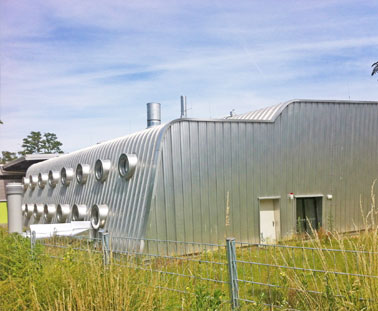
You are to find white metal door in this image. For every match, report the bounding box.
[259,199,276,244]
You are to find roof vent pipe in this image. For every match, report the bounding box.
[180,96,187,118]
[146,102,161,128]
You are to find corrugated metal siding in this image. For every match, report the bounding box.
[23,124,166,247]
[146,101,378,251]
[23,99,378,254]
[229,102,287,120]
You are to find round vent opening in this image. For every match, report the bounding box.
[23,177,30,190]
[48,170,60,187]
[38,173,48,188]
[76,164,90,184]
[118,153,138,179]
[29,175,38,189]
[61,167,74,186]
[72,204,87,221]
[33,203,44,220]
[95,159,111,182]
[90,204,109,230]
[44,204,56,223]
[57,204,70,223]
[25,204,33,218]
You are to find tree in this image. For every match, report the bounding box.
[0,151,17,164]
[372,61,378,76]
[41,132,63,154]
[20,131,64,155]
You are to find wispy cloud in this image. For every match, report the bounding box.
[1,0,377,153]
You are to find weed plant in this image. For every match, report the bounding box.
[0,182,377,310]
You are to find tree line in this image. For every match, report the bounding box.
[0,131,63,164]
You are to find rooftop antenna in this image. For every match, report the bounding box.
[180,96,187,118]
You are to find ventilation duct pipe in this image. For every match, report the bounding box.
[5,183,23,233]
[90,204,109,230]
[33,204,44,221]
[180,95,187,118]
[146,102,161,128]
[57,204,71,223]
[72,204,87,221]
[25,204,33,219]
[44,204,56,223]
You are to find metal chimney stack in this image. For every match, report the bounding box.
[180,96,187,118]
[146,102,161,128]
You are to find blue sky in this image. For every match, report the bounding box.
[1,0,378,153]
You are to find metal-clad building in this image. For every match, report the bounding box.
[23,99,378,251]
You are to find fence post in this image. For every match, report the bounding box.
[226,237,239,310]
[30,231,36,259]
[100,231,110,265]
[30,231,36,249]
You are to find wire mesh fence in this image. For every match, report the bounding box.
[234,241,378,309]
[32,232,378,310]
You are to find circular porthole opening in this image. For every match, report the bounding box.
[25,204,33,218]
[48,170,60,187]
[33,203,44,220]
[38,173,48,188]
[95,159,111,182]
[44,204,56,223]
[118,153,138,179]
[57,204,70,223]
[61,167,74,186]
[23,177,30,190]
[72,204,87,221]
[76,164,90,184]
[90,204,109,230]
[29,175,37,189]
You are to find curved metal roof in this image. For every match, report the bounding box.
[228,99,378,121]
[24,124,167,239]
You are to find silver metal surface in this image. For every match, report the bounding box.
[91,204,109,229]
[22,100,378,252]
[48,170,60,187]
[33,203,44,220]
[5,183,23,233]
[29,175,38,189]
[22,177,29,190]
[23,124,165,239]
[94,159,111,182]
[76,164,90,184]
[147,102,161,128]
[44,204,56,223]
[72,204,87,221]
[145,99,378,246]
[57,204,71,223]
[38,173,48,188]
[25,203,33,219]
[180,96,187,118]
[61,167,74,186]
[118,153,138,179]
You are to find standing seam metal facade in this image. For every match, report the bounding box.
[23,100,378,253]
[23,124,167,248]
[146,100,378,249]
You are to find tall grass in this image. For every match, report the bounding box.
[1,227,377,311]
[0,229,227,311]
[253,180,378,310]
[0,182,377,310]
